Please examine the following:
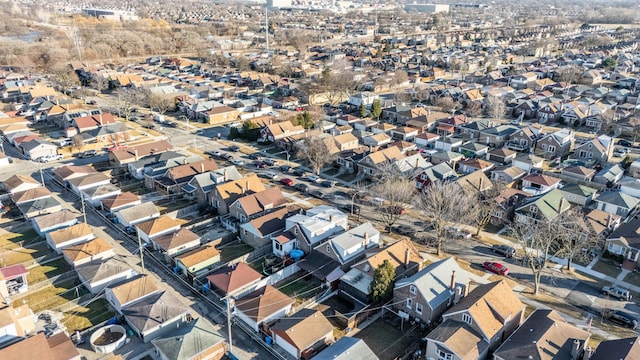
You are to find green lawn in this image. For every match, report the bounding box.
[13,278,88,313]
[27,258,73,284]
[357,319,419,360]
[218,243,253,264]
[278,277,319,302]
[62,298,115,333]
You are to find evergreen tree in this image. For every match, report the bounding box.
[370,260,396,303]
[370,99,382,120]
[359,102,367,118]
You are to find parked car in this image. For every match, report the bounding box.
[294,183,309,193]
[263,158,278,166]
[164,121,178,128]
[259,171,278,180]
[293,168,307,176]
[38,154,63,162]
[482,261,509,276]
[279,165,292,173]
[320,180,335,188]
[618,139,633,147]
[230,159,244,166]
[614,148,630,157]
[306,175,321,183]
[249,153,262,160]
[280,178,294,186]
[309,190,325,199]
[601,286,632,301]
[394,224,414,236]
[229,145,240,152]
[221,154,234,161]
[78,150,97,158]
[255,162,268,168]
[337,202,360,215]
[492,244,516,258]
[607,310,639,329]
[206,150,222,158]
[86,100,97,105]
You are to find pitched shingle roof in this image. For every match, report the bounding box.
[235,285,293,323]
[206,262,262,294]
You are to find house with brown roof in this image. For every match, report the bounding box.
[425,280,525,360]
[175,244,221,280]
[104,275,160,312]
[0,304,36,346]
[52,165,96,184]
[584,208,620,238]
[561,166,597,183]
[2,174,41,195]
[228,187,288,224]
[32,209,78,235]
[458,158,495,175]
[67,172,111,195]
[10,186,52,205]
[135,216,184,244]
[491,187,530,225]
[100,191,141,213]
[534,128,575,159]
[46,222,94,253]
[493,309,589,360]
[203,105,240,125]
[75,257,137,294]
[362,132,392,148]
[108,140,172,167]
[521,173,562,195]
[260,120,305,142]
[206,262,263,297]
[269,308,334,359]
[151,228,201,259]
[455,171,493,195]
[0,332,81,360]
[152,159,219,195]
[234,285,294,332]
[62,237,115,267]
[357,145,404,178]
[210,174,265,215]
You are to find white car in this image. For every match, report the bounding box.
[230,159,244,166]
[259,171,278,180]
[306,175,321,183]
[38,154,63,162]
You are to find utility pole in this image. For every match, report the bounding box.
[226,296,233,355]
[39,164,44,186]
[80,192,87,224]
[137,230,145,273]
[265,6,269,52]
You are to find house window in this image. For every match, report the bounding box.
[239,215,245,222]
[326,244,331,253]
[410,285,417,295]
[588,152,593,159]
[579,150,587,158]
[548,145,556,153]
[462,313,472,325]
[242,228,247,236]
[530,206,538,214]
[275,243,282,251]
[406,298,413,309]
[436,348,453,360]
[416,303,423,314]
[293,227,298,235]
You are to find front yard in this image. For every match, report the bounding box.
[61,298,115,333]
[591,258,622,279]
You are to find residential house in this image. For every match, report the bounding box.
[151,228,201,260]
[457,158,495,175]
[82,183,122,207]
[512,153,545,173]
[182,166,243,205]
[510,72,538,88]
[105,275,159,312]
[52,165,96,184]
[341,239,423,303]
[210,174,265,215]
[561,166,597,183]
[458,142,489,159]
[115,202,160,228]
[0,332,81,360]
[314,337,378,360]
[520,173,562,195]
[17,197,63,220]
[558,184,598,206]
[269,308,334,359]
[515,189,572,224]
[332,133,360,152]
[357,146,404,178]
[45,222,94,253]
[493,310,589,360]
[122,290,189,343]
[434,136,465,152]
[67,173,111,196]
[594,191,640,218]
[393,257,471,324]
[240,205,301,248]
[151,317,226,360]
[227,187,288,227]
[260,120,305,142]
[0,264,29,299]
[507,125,544,153]
[206,262,263,298]
[203,105,240,125]
[593,164,625,186]
[2,174,41,195]
[175,245,221,280]
[136,216,184,244]
[415,162,456,190]
[319,222,381,270]
[414,132,440,149]
[584,208,621,238]
[31,209,78,235]
[62,237,115,267]
[478,124,519,147]
[390,126,420,142]
[362,133,392,148]
[534,128,575,159]
[491,188,530,225]
[589,337,640,360]
[455,171,493,195]
[234,285,294,332]
[281,205,349,255]
[348,92,378,107]
[19,139,58,160]
[152,159,219,195]
[0,304,36,346]
[75,258,137,294]
[100,192,141,214]
[490,166,526,185]
[571,137,611,165]
[425,280,525,360]
[606,216,640,266]
[108,140,172,168]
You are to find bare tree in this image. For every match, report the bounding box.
[417,181,474,256]
[296,137,333,175]
[392,69,409,88]
[49,65,80,93]
[485,95,506,120]
[508,220,556,295]
[434,96,458,114]
[93,75,108,93]
[149,95,175,115]
[71,134,84,153]
[114,88,139,121]
[370,175,415,233]
[471,182,503,236]
[554,208,600,271]
[557,66,583,84]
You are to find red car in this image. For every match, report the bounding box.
[255,162,268,168]
[483,262,509,276]
[280,178,294,186]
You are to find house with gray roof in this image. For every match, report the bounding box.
[558,183,597,206]
[114,202,160,228]
[122,290,189,343]
[315,337,378,360]
[182,165,243,205]
[593,164,625,186]
[393,257,471,324]
[590,336,640,360]
[594,191,640,217]
[317,222,380,269]
[17,197,62,220]
[31,209,78,235]
[151,317,226,360]
[415,162,456,190]
[75,257,137,294]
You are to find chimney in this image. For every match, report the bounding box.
[570,339,581,360]
[183,157,188,165]
[245,180,250,193]
[582,346,592,360]
[450,270,456,290]
[134,149,139,161]
[559,197,565,212]
[364,232,369,246]
[606,213,613,228]
[330,215,335,223]
[200,162,205,173]
[479,177,484,191]
[99,114,103,126]
[223,168,227,181]
[404,248,411,268]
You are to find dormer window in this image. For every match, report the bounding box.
[409,285,417,295]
